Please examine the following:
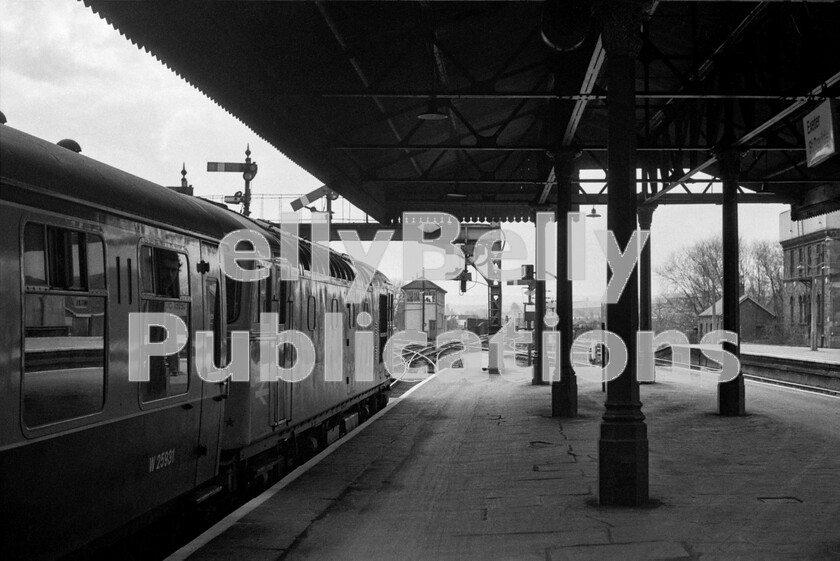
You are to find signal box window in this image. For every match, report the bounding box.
[140,246,190,401]
[22,223,106,428]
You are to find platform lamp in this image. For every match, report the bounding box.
[821,235,833,348]
[797,262,820,351]
[586,205,601,218]
[417,97,449,121]
[418,41,449,122]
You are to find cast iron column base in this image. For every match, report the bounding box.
[718,374,746,416]
[599,407,649,506]
[551,373,578,417]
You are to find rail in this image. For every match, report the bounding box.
[201,193,374,224]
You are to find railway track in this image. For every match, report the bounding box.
[743,373,840,397]
[520,341,839,397]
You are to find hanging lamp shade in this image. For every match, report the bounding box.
[417,97,448,121]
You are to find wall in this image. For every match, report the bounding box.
[779,212,839,348]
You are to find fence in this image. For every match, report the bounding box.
[202,194,373,224]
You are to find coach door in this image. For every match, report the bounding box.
[196,242,226,485]
[379,294,390,365]
[270,273,290,427]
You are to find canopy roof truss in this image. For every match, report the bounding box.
[84,0,840,222]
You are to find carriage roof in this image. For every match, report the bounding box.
[1,124,390,288]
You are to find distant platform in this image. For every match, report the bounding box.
[169,352,840,561]
[742,343,840,365]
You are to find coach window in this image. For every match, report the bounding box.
[207,278,222,366]
[306,294,317,331]
[347,303,356,329]
[285,290,295,329]
[139,246,190,401]
[226,276,241,324]
[270,269,289,327]
[22,223,106,428]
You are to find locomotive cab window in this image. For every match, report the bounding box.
[139,246,190,401]
[22,223,107,428]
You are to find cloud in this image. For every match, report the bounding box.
[2,1,120,85]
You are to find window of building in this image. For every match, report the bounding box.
[798,295,803,323]
[804,294,811,324]
[22,223,106,428]
[139,246,190,401]
[817,293,822,325]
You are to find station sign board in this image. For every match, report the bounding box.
[803,99,838,168]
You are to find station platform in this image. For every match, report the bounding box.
[169,352,840,561]
[742,343,840,365]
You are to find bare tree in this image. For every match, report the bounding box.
[652,293,699,338]
[743,240,784,316]
[393,290,406,331]
[657,235,733,317]
[656,235,784,334]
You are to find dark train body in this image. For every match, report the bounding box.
[0,125,394,560]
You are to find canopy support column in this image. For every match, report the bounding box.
[552,149,578,417]
[595,0,649,507]
[534,251,547,385]
[717,148,746,416]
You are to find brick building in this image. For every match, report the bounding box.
[779,210,840,348]
[697,295,776,343]
[401,279,447,341]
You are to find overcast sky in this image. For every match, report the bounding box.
[0,0,788,312]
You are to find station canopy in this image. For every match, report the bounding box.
[83,1,840,223]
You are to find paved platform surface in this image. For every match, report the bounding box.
[177,353,840,561]
[742,343,840,365]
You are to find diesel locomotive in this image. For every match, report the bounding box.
[0,124,395,560]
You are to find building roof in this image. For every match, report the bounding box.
[402,279,447,294]
[779,209,840,244]
[698,295,775,318]
[82,2,840,223]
